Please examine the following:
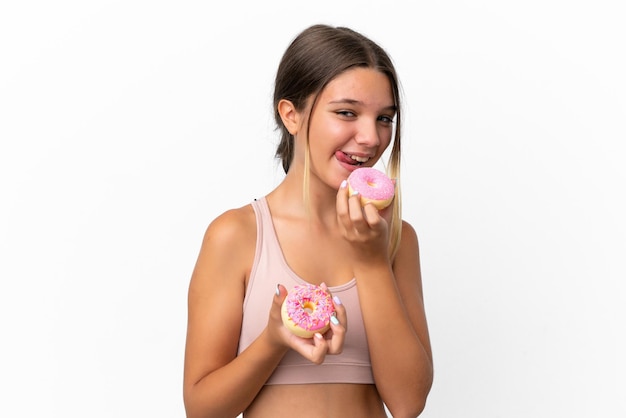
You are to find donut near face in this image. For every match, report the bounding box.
[347,167,395,210]
[281,284,335,338]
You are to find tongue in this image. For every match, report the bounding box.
[335,151,358,165]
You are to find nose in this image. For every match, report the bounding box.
[354,119,381,148]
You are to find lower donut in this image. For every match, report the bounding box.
[281,284,335,338]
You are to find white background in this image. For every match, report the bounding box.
[1,1,625,417]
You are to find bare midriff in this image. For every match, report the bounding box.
[244,383,387,418]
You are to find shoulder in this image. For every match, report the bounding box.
[203,204,256,252]
[203,203,256,246]
[398,220,420,253]
[193,203,258,285]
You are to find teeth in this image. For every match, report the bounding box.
[350,155,370,163]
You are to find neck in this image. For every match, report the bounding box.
[268,165,338,224]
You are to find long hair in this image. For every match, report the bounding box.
[273,24,404,258]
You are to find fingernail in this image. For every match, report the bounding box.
[275,284,281,296]
[351,190,359,196]
[315,333,323,340]
[340,180,347,189]
[333,296,342,305]
[330,315,340,326]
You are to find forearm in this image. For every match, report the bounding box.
[356,263,433,417]
[184,329,288,418]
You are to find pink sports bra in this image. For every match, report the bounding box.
[237,197,374,385]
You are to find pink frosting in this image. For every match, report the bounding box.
[284,284,334,331]
[347,167,394,200]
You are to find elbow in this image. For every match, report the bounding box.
[183,395,200,418]
[184,390,242,418]
[183,389,210,418]
[183,387,200,418]
[184,405,228,418]
[386,398,428,418]
[386,371,433,418]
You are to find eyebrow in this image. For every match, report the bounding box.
[328,99,397,112]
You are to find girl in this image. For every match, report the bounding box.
[183,24,433,418]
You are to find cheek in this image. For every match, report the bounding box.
[310,118,350,146]
[379,127,394,149]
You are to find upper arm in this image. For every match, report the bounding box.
[393,220,433,362]
[183,206,256,391]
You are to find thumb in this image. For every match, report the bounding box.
[272,284,287,315]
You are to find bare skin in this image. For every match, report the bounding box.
[245,384,387,418]
[183,68,433,418]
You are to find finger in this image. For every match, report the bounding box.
[348,191,369,230]
[327,296,347,354]
[273,283,287,311]
[268,284,289,343]
[362,203,384,230]
[378,202,394,224]
[290,332,328,365]
[328,315,346,354]
[322,286,347,333]
[332,294,347,331]
[311,332,330,364]
[336,179,351,226]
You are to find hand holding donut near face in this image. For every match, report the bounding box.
[347,167,395,210]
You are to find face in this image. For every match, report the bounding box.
[299,67,396,189]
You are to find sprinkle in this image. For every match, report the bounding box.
[285,284,335,331]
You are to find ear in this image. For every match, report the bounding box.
[277,99,300,135]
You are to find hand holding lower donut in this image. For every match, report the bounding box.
[270,283,346,364]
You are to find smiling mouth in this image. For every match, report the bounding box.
[337,151,370,166]
[349,154,370,164]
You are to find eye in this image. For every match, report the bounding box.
[378,115,395,125]
[336,110,356,118]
